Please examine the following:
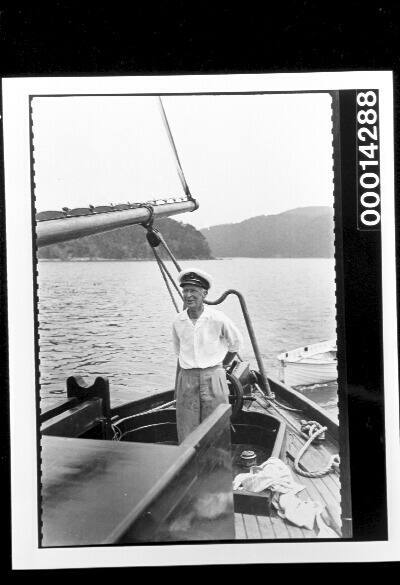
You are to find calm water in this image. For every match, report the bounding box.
[37,258,338,417]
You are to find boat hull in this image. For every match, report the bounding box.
[279,360,338,387]
[40,371,344,543]
[278,339,337,387]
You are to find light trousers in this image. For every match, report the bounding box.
[175,364,229,443]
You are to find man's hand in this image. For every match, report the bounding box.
[223,351,237,370]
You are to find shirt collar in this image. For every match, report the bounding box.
[179,305,210,321]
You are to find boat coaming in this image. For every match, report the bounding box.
[109,399,287,517]
[106,374,343,538]
[40,371,343,544]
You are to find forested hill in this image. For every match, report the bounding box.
[38,217,213,260]
[201,206,334,258]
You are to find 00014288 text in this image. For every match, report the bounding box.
[356,90,381,229]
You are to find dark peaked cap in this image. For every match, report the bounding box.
[178,268,212,290]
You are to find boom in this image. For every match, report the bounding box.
[36,198,198,247]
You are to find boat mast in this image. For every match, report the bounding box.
[157,97,192,199]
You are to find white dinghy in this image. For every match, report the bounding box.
[278,339,337,387]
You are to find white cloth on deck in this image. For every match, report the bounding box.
[233,457,337,536]
[233,457,304,494]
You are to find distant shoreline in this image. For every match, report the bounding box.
[38,256,334,262]
[38,257,216,262]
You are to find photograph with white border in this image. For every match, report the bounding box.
[3,72,399,568]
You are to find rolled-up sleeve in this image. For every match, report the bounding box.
[221,315,243,352]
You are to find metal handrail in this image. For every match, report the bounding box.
[205,290,272,397]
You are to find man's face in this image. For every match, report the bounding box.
[182,284,206,310]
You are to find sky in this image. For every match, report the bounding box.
[32,93,334,229]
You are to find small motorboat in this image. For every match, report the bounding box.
[277,339,338,387]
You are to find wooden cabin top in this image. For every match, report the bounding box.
[41,404,235,546]
[42,435,195,546]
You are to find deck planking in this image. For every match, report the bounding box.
[286,460,342,536]
[43,380,342,541]
[286,430,339,475]
[234,513,247,539]
[257,513,278,539]
[235,511,319,540]
[286,434,341,501]
[287,435,341,494]
[289,473,341,534]
[284,520,307,539]
[234,393,343,540]
[268,511,291,539]
[243,514,262,539]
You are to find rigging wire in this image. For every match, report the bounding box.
[150,245,181,313]
[151,244,183,300]
[156,229,182,272]
[157,97,193,200]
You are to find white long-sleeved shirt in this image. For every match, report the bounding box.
[172,306,243,369]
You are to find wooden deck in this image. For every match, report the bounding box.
[234,395,342,540]
[234,465,341,540]
[41,383,342,541]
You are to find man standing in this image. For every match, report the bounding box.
[172,268,243,443]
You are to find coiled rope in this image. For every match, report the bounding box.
[254,389,340,478]
[294,422,340,478]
